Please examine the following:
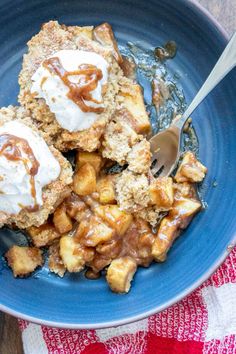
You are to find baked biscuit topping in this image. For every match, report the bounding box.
[31,50,108,132]
[0,120,60,214]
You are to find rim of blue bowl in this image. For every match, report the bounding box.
[0,0,235,329]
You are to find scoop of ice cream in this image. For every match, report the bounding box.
[0,121,60,214]
[31,50,109,132]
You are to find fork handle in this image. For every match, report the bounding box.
[174,31,236,130]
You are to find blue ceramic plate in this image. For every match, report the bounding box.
[0,0,235,329]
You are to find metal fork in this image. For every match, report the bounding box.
[150,31,236,177]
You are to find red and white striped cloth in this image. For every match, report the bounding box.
[18,247,236,354]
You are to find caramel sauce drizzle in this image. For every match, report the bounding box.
[0,134,40,211]
[43,57,104,113]
[40,76,48,89]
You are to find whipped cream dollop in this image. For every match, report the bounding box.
[31,50,109,132]
[0,121,60,215]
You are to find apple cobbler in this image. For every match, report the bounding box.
[3,21,207,293]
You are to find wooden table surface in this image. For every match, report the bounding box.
[0,1,235,353]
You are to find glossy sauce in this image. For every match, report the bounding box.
[43,57,104,113]
[65,194,155,278]
[119,42,199,156]
[65,193,89,219]
[0,134,39,210]
[118,219,155,267]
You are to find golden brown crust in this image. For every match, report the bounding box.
[0,106,73,228]
[18,21,123,152]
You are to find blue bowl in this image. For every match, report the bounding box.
[0,0,235,329]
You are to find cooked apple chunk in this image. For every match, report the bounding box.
[97,175,116,204]
[96,239,122,259]
[118,83,151,134]
[173,181,197,199]
[152,196,201,262]
[53,204,73,234]
[149,177,174,210]
[75,215,114,247]
[175,151,207,183]
[60,236,87,273]
[76,151,103,174]
[48,241,66,277]
[5,246,43,277]
[95,205,133,235]
[152,216,179,262]
[73,163,97,196]
[27,222,61,247]
[120,57,136,80]
[64,193,91,222]
[106,257,137,293]
[152,77,170,112]
[93,22,123,64]
[89,254,112,274]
